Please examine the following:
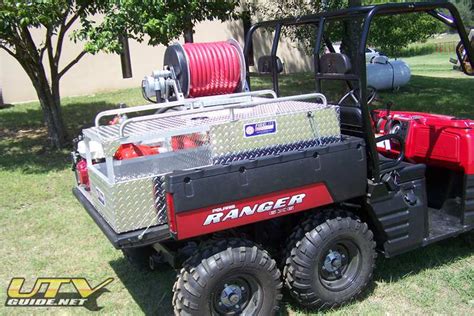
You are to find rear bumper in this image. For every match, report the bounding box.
[73,186,171,249]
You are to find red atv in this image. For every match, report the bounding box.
[72,2,474,314]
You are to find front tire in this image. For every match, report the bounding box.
[173,239,282,315]
[283,211,376,309]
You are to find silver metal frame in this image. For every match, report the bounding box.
[85,90,326,182]
[94,90,278,127]
[119,93,327,137]
[82,90,334,234]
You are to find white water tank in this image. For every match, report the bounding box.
[367,56,411,90]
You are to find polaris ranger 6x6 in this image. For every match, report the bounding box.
[72,2,474,314]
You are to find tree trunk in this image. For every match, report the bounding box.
[0,86,4,107]
[184,16,194,43]
[31,72,68,149]
[184,26,194,43]
[341,0,362,65]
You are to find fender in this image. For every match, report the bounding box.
[169,183,334,240]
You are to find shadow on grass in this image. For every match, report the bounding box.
[0,101,117,174]
[0,103,14,110]
[109,258,176,315]
[0,100,118,136]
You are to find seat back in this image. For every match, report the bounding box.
[319,53,363,137]
[319,53,352,74]
[340,106,364,137]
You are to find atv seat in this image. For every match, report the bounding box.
[379,154,426,183]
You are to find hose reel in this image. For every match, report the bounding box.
[142,39,246,103]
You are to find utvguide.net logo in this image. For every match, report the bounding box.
[5,277,114,311]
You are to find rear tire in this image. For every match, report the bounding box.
[173,239,282,315]
[283,210,376,309]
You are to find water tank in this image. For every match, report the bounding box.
[367,56,411,90]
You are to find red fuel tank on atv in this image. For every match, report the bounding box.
[114,143,160,160]
[373,110,474,174]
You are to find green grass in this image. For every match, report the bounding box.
[398,33,460,57]
[1,52,473,315]
[375,52,474,118]
[399,52,467,78]
[424,33,460,44]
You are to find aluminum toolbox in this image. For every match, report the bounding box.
[73,135,366,248]
[80,91,341,234]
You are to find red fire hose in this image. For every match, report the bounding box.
[183,41,242,97]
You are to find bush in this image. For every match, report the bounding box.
[397,42,457,57]
[397,43,438,57]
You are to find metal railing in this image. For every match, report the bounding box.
[94,90,278,127]
[118,93,327,137]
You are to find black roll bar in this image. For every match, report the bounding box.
[243,1,474,182]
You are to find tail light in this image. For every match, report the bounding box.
[166,192,177,236]
[75,159,90,189]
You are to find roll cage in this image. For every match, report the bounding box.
[243,1,474,182]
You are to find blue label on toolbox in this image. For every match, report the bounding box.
[244,121,277,137]
[96,187,106,206]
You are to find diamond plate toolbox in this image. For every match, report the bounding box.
[86,100,341,233]
[210,102,341,163]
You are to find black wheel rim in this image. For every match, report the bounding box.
[318,238,362,292]
[210,274,262,315]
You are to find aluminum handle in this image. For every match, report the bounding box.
[119,93,327,137]
[94,90,277,127]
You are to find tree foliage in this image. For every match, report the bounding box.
[0,0,238,148]
[367,1,444,56]
[250,0,445,57]
[449,0,473,27]
[76,0,238,53]
[369,13,442,56]
[243,0,345,53]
